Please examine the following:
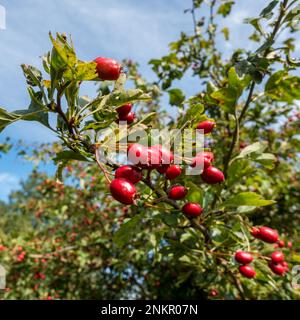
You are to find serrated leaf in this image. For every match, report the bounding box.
[113,214,146,247]
[53,151,90,163]
[167,88,185,106]
[222,192,275,208]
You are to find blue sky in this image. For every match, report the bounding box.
[0,0,285,200]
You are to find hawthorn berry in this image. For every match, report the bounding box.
[115,165,142,184]
[209,289,219,297]
[190,151,214,169]
[282,261,289,271]
[118,111,135,124]
[197,120,215,134]
[271,251,285,264]
[182,202,203,218]
[259,227,279,244]
[116,103,132,117]
[152,145,174,166]
[287,241,293,248]
[268,261,286,276]
[201,166,225,184]
[168,185,188,200]
[109,178,136,205]
[277,240,285,248]
[251,227,261,239]
[235,251,254,265]
[239,265,256,278]
[94,57,121,81]
[165,165,182,180]
[128,143,148,166]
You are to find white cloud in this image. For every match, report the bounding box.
[0,172,19,200]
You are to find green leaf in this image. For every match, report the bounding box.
[113,214,146,247]
[221,27,229,41]
[186,181,203,204]
[63,61,97,81]
[217,1,234,17]
[260,0,279,19]
[167,88,185,106]
[21,64,43,87]
[53,151,90,163]
[232,141,267,161]
[265,71,300,103]
[0,108,20,132]
[211,67,251,113]
[49,32,77,68]
[222,192,275,208]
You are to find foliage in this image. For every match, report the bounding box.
[1,0,300,300]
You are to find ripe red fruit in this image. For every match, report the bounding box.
[259,227,279,243]
[271,251,285,264]
[277,240,285,248]
[94,57,121,81]
[268,261,286,276]
[168,185,188,200]
[239,265,256,278]
[287,241,293,248]
[282,261,289,271]
[152,145,174,166]
[165,165,182,180]
[118,111,135,124]
[109,178,136,205]
[116,103,132,117]
[235,251,254,264]
[209,289,219,297]
[251,227,261,239]
[128,143,148,166]
[190,151,214,169]
[201,166,225,184]
[115,165,142,184]
[182,202,203,218]
[197,120,215,134]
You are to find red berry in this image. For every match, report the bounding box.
[239,265,256,278]
[168,185,188,200]
[282,261,289,271]
[259,227,279,244]
[277,240,285,248]
[287,241,293,248]
[115,165,142,184]
[152,145,174,166]
[209,289,219,297]
[116,103,132,117]
[201,166,225,184]
[146,147,162,169]
[128,143,148,166]
[94,57,121,81]
[197,120,215,134]
[271,251,285,264]
[118,111,135,124]
[165,165,182,180]
[190,151,213,169]
[109,178,136,205]
[251,227,261,239]
[182,202,203,218]
[235,251,254,265]
[268,261,286,276]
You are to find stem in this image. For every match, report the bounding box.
[95,146,112,184]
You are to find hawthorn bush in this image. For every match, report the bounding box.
[1,0,300,299]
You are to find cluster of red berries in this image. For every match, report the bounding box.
[236,226,290,279]
[109,119,226,222]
